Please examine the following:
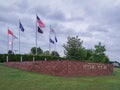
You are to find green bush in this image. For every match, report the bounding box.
[88,53,109,63]
[0,53,110,63]
[0,54,5,62]
[0,54,60,62]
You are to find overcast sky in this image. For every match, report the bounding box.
[0,0,120,62]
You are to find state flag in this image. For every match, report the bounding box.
[50,38,54,44]
[19,21,24,32]
[55,36,57,42]
[38,27,43,33]
[8,28,17,39]
[8,29,13,36]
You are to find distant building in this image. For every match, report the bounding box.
[110,61,120,68]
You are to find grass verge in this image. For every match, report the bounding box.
[0,63,120,90]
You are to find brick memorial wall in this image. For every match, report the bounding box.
[4,60,113,76]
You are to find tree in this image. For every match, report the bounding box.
[86,49,94,60]
[63,36,109,63]
[63,36,86,60]
[51,51,59,57]
[43,50,51,55]
[8,50,14,54]
[30,47,43,55]
[95,42,106,55]
[76,48,87,60]
[90,42,109,63]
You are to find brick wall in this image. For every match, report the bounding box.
[4,60,113,76]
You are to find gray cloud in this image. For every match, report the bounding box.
[13,0,29,10]
[0,12,18,26]
[67,17,84,22]
[48,10,66,21]
[87,25,108,33]
[101,5,120,25]
[31,6,51,17]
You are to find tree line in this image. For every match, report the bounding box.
[7,36,109,63]
[30,47,59,57]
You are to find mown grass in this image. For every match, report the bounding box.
[0,63,120,90]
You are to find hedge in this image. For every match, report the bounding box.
[0,54,60,62]
[0,54,110,63]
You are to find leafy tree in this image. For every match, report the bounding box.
[8,50,14,54]
[51,51,59,57]
[43,50,51,55]
[30,47,43,55]
[95,42,106,55]
[63,36,109,63]
[76,48,87,60]
[90,42,109,63]
[63,36,86,60]
[89,53,109,63]
[86,49,94,60]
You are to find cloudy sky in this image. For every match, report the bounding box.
[0,0,120,62]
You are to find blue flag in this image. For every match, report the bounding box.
[38,27,43,33]
[19,21,24,32]
[50,38,54,44]
[50,26,58,43]
[55,36,57,42]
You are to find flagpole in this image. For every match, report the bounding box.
[7,27,9,54]
[12,35,14,54]
[36,14,38,55]
[49,25,51,54]
[54,33,57,52]
[19,19,20,54]
[55,40,56,52]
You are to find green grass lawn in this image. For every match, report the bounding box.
[0,63,120,90]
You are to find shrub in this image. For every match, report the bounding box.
[0,54,60,62]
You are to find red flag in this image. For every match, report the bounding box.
[37,15,45,28]
[8,29,17,39]
[8,29,13,36]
